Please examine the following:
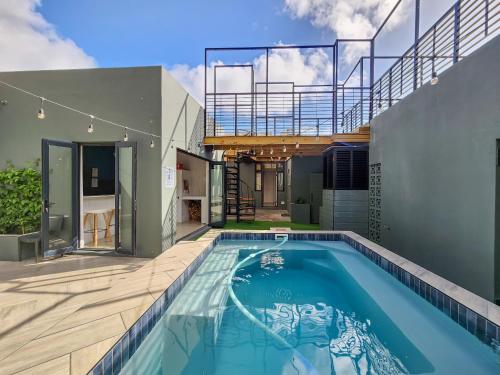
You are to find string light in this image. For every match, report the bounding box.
[295,142,299,149]
[282,145,287,153]
[0,80,161,142]
[123,128,129,141]
[270,148,273,155]
[37,97,45,119]
[150,138,155,148]
[260,148,264,156]
[88,115,94,133]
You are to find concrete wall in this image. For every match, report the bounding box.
[370,35,500,301]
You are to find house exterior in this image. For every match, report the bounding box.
[0,66,212,259]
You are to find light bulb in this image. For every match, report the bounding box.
[295,142,299,149]
[87,116,94,133]
[282,145,287,153]
[270,148,273,155]
[123,130,129,141]
[150,138,155,148]
[431,71,439,85]
[260,149,264,156]
[37,97,45,119]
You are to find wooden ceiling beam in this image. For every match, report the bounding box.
[203,133,370,148]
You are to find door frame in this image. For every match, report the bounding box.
[114,141,137,255]
[208,160,226,227]
[41,139,79,258]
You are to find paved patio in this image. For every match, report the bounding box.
[0,235,216,375]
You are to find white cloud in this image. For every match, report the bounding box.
[0,0,96,71]
[283,0,411,63]
[170,45,333,105]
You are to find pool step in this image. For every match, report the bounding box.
[302,258,336,280]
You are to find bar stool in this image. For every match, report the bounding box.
[83,209,108,247]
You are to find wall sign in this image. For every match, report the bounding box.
[164,167,175,188]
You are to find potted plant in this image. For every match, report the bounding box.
[0,161,42,261]
[290,197,311,224]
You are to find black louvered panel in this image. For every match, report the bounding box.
[335,150,351,190]
[352,150,369,190]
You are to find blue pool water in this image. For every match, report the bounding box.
[122,240,500,374]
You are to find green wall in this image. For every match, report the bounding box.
[370,35,500,301]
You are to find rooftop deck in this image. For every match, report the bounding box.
[203,0,498,160]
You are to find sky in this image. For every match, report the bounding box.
[0,0,456,104]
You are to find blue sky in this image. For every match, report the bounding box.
[40,0,332,69]
[0,0,455,102]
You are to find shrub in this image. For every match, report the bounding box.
[0,161,42,234]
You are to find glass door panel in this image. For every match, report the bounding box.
[115,142,137,255]
[209,161,225,227]
[42,139,77,257]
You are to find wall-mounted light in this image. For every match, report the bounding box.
[37,97,46,120]
[431,71,439,85]
[88,115,94,133]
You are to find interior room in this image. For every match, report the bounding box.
[176,150,209,241]
[79,144,116,250]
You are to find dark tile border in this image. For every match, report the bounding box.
[338,233,500,352]
[89,236,220,375]
[90,231,500,374]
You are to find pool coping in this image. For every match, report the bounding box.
[89,229,500,374]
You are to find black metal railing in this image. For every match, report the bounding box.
[205,0,499,137]
[345,0,499,128]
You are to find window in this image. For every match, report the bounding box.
[255,163,262,191]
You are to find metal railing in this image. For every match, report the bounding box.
[206,86,335,136]
[205,0,499,137]
[346,0,499,127]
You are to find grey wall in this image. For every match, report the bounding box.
[333,191,368,237]
[290,156,323,204]
[319,190,369,237]
[320,190,334,229]
[0,67,163,258]
[370,35,500,301]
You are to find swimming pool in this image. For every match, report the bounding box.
[114,236,500,375]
